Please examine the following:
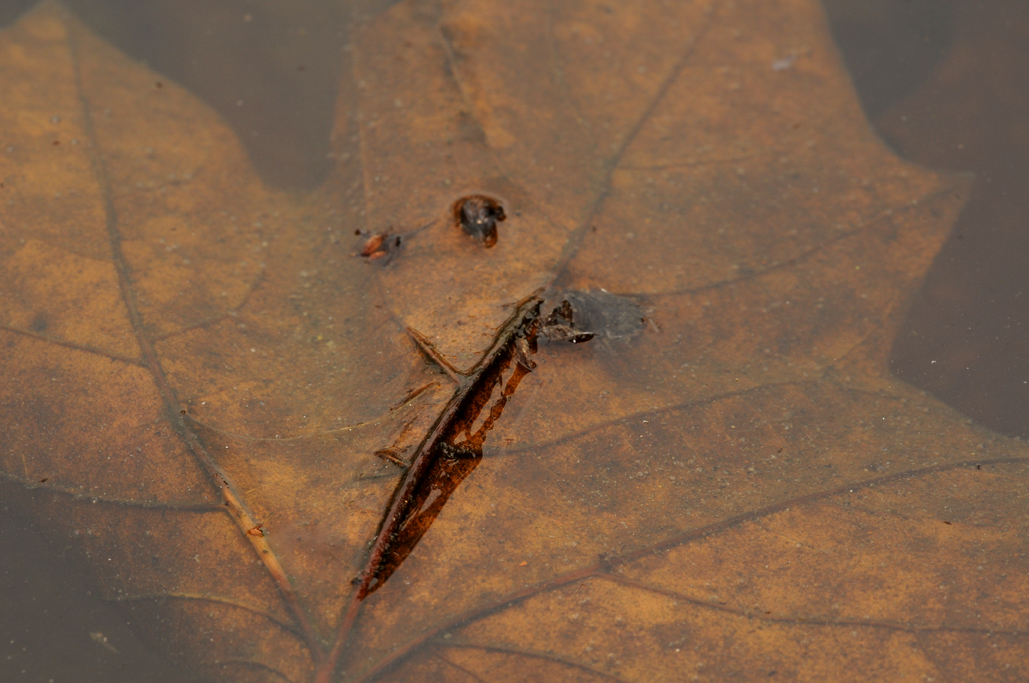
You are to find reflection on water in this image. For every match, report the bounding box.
[0,0,1026,679]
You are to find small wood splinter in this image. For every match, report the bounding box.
[405,326,466,383]
[374,449,406,467]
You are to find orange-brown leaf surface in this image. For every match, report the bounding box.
[2,1,1027,682]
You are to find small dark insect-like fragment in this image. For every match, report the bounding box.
[454,195,505,248]
[541,300,594,344]
[541,289,646,344]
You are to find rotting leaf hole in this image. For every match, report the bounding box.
[454,195,505,248]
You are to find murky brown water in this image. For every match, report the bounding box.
[824,0,1029,442]
[2,0,1027,680]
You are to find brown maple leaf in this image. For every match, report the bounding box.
[2,1,1027,682]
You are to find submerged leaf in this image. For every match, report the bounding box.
[2,0,1027,682]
